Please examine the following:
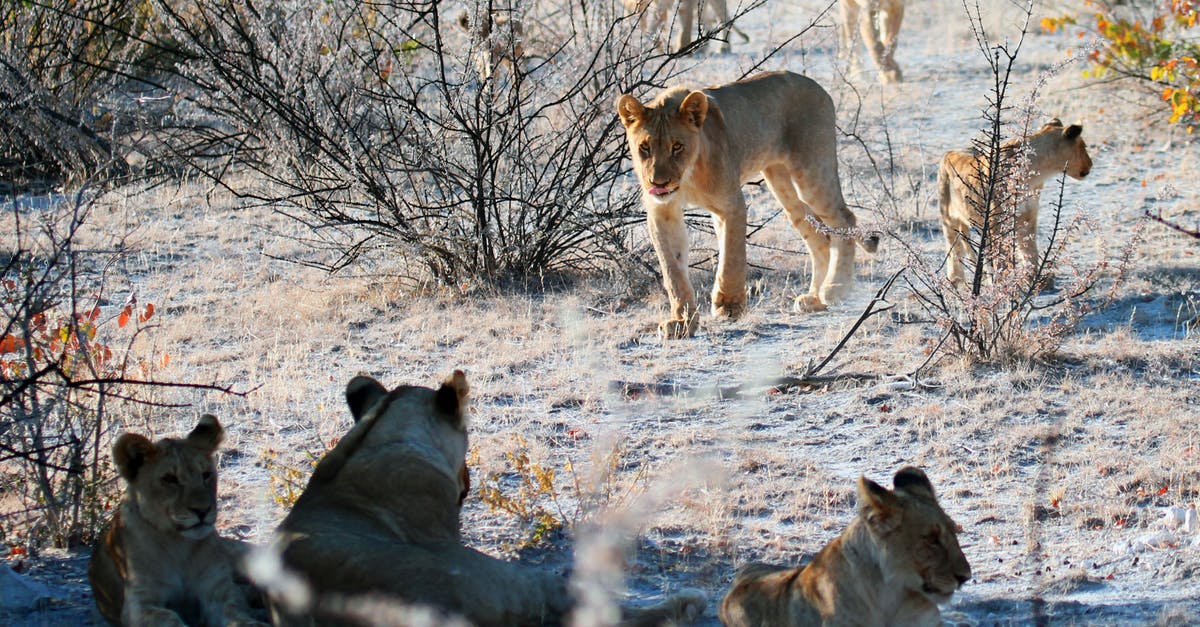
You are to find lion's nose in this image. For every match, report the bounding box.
[191,506,211,520]
[955,573,970,586]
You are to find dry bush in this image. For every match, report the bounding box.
[147,0,768,285]
[0,1,151,189]
[0,190,240,550]
[891,1,1134,363]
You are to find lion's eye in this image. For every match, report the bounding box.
[162,473,180,485]
[638,143,650,157]
[202,471,213,482]
[671,142,683,154]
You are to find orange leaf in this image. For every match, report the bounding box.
[1158,484,1169,495]
[138,303,155,323]
[0,335,23,353]
[118,305,132,328]
[160,353,170,368]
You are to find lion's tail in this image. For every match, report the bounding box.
[937,154,953,224]
[617,587,707,627]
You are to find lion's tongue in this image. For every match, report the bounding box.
[648,186,672,196]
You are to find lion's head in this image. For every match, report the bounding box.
[113,415,223,540]
[305,371,471,507]
[616,87,712,203]
[1034,118,1092,180]
[857,466,971,604]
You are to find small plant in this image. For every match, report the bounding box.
[260,441,336,510]
[473,435,566,547]
[1044,0,1200,129]
[473,434,649,548]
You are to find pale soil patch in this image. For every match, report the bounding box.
[5,0,1199,625]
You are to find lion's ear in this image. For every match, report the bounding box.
[346,375,389,422]
[457,10,470,32]
[679,91,708,129]
[1046,117,1063,128]
[435,369,469,424]
[858,476,903,534]
[1063,124,1083,141]
[616,94,645,128]
[113,433,156,482]
[893,466,936,500]
[186,414,224,453]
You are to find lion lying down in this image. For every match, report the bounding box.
[269,371,705,626]
[719,467,970,627]
[88,415,266,626]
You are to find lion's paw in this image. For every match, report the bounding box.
[674,588,708,622]
[712,300,746,320]
[659,318,698,339]
[793,294,827,313]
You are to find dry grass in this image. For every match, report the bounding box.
[5,0,1199,624]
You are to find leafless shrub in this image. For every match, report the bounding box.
[148,0,768,285]
[0,1,153,189]
[0,190,240,549]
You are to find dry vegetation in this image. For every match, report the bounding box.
[2,0,1199,625]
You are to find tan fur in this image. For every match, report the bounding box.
[88,415,266,626]
[840,0,906,83]
[938,119,1093,287]
[457,6,525,79]
[617,71,878,339]
[624,0,746,53]
[270,371,705,626]
[719,467,971,627]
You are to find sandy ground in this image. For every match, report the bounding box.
[4,0,1199,625]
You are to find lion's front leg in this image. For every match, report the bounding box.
[123,586,189,627]
[647,203,699,338]
[1016,200,1052,289]
[710,202,748,320]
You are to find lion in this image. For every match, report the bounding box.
[938,118,1092,288]
[839,0,906,83]
[268,371,705,626]
[624,0,747,53]
[88,414,267,626]
[457,4,525,79]
[616,71,878,339]
[719,467,971,627]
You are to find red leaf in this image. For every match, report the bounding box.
[118,305,132,328]
[138,303,155,323]
[0,335,23,354]
[87,306,101,321]
[1158,484,1169,495]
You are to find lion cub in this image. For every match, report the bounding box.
[617,71,877,339]
[938,118,1092,288]
[89,415,265,626]
[719,467,971,627]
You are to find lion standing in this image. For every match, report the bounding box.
[840,0,906,83]
[617,71,877,338]
[938,118,1092,288]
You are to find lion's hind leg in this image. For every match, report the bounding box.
[763,166,829,313]
[787,163,857,308]
[616,588,707,627]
